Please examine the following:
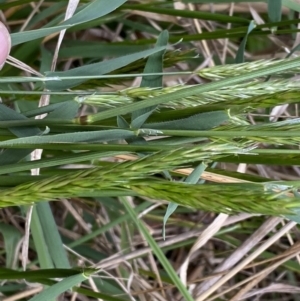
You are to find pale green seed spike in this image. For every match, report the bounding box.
[213,118,300,145]
[76,79,300,110]
[197,59,298,80]
[0,143,252,208]
[1,142,298,217]
[131,181,297,216]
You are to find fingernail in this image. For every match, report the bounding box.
[0,21,11,70]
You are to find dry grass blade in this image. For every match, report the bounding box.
[207,242,300,301]
[179,213,228,286]
[193,217,282,296]
[195,221,297,301]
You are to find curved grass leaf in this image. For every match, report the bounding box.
[45,46,166,90]
[122,4,250,24]
[11,0,127,46]
[143,111,228,130]
[28,273,87,301]
[131,30,169,128]
[121,197,195,301]
[235,20,256,63]
[22,103,73,118]
[0,267,84,280]
[31,208,55,269]
[283,0,300,12]
[0,129,135,146]
[0,224,21,268]
[46,101,79,119]
[268,0,282,23]
[0,151,123,175]
[36,203,70,269]
[163,163,207,239]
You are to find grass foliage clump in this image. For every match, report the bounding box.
[1,1,300,301]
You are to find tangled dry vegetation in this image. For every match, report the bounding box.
[1,1,300,301]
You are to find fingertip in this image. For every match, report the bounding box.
[0,21,11,69]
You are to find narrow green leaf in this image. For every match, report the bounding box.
[235,20,256,63]
[28,273,87,301]
[144,111,228,130]
[36,203,70,269]
[0,267,81,280]
[0,224,22,268]
[45,46,166,91]
[268,0,282,23]
[285,208,300,224]
[185,163,207,184]
[163,203,178,240]
[283,0,300,12]
[121,197,194,301]
[59,41,149,59]
[0,151,123,175]
[117,116,130,128]
[163,162,207,239]
[22,103,69,118]
[0,130,135,146]
[73,286,129,301]
[122,4,249,24]
[46,101,79,119]
[11,0,127,46]
[0,142,173,152]
[137,129,300,139]
[31,208,54,269]
[131,30,169,128]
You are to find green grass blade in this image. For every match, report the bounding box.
[121,197,194,301]
[0,267,83,280]
[0,130,135,146]
[268,0,282,23]
[0,142,174,152]
[35,203,70,269]
[144,111,228,130]
[235,20,256,63]
[72,287,129,301]
[45,46,166,90]
[28,273,87,301]
[163,203,178,240]
[0,224,22,268]
[131,30,168,128]
[31,208,54,269]
[163,162,207,239]
[46,101,79,119]
[122,3,249,24]
[11,0,127,46]
[283,0,300,12]
[0,151,124,175]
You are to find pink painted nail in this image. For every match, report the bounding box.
[0,22,11,70]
